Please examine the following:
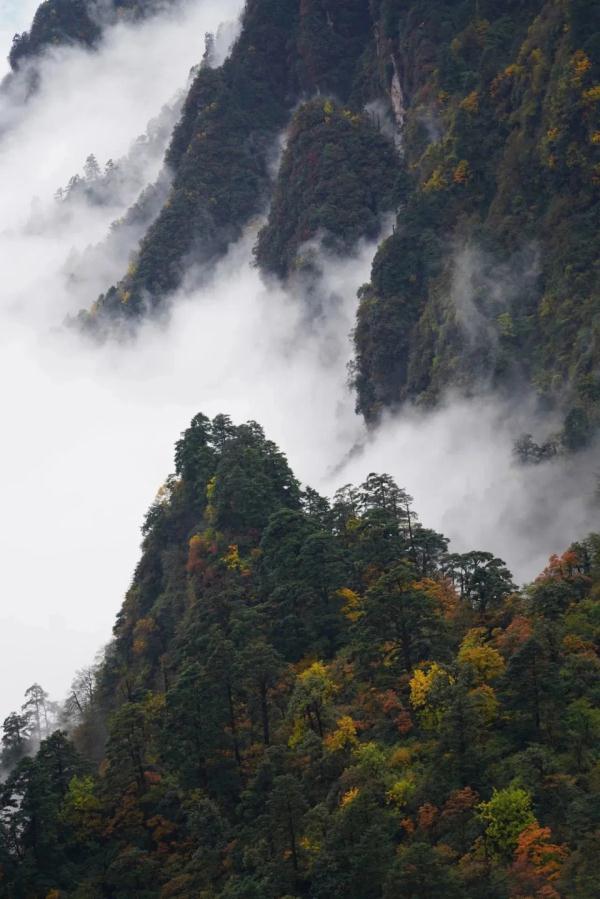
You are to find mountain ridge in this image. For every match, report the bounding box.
[62,0,600,450]
[0,4,599,894]
[1,411,599,897]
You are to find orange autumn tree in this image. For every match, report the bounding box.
[509,824,569,898]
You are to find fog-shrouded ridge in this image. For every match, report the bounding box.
[0,0,597,725]
[0,0,244,720]
[0,0,38,78]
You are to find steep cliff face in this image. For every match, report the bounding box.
[81,0,377,326]
[84,0,299,322]
[352,0,600,446]
[5,0,600,440]
[254,98,398,281]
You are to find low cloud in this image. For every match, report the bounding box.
[335,397,599,583]
[0,0,245,718]
[0,0,596,726]
[450,242,540,348]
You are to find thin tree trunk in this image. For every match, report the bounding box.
[287,803,298,872]
[260,680,270,745]
[227,682,242,772]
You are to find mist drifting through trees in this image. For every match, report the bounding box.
[0,2,599,895]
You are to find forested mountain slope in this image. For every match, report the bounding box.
[61,0,600,450]
[351,0,600,452]
[7,0,176,73]
[5,1,599,441]
[1,2,599,890]
[80,0,381,323]
[1,412,599,897]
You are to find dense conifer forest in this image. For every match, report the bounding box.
[69,0,600,449]
[1,0,599,896]
[6,2,600,442]
[2,412,600,898]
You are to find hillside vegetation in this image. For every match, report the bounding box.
[351,0,600,454]
[1,413,599,898]
[65,0,600,448]
[0,3,599,892]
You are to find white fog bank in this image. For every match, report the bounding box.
[0,0,245,718]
